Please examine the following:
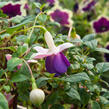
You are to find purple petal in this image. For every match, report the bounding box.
[93,17,109,33]
[1,3,21,18]
[60,52,70,67]
[45,55,58,73]
[50,9,70,26]
[53,53,68,73]
[45,52,70,76]
[82,0,96,11]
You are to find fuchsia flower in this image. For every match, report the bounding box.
[48,5,73,27]
[93,17,109,33]
[31,31,73,76]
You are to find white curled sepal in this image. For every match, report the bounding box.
[30,89,45,105]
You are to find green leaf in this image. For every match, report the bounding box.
[50,104,64,109]
[11,16,24,23]
[82,63,94,70]
[7,57,22,71]
[36,77,51,88]
[96,62,109,73]
[91,101,101,109]
[79,88,90,105]
[0,46,16,52]
[59,72,90,83]
[16,44,28,56]
[95,48,109,53]
[66,88,80,101]
[33,2,41,8]
[82,33,96,41]
[11,72,29,82]
[6,16,35,34]
[46,91,58,105]
[0,93,9,109]
[38,14,47,23]
[84,40,97,50]
[100,96,109,106]
[103,91,109,99]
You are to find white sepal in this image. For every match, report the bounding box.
[44,31,56,50]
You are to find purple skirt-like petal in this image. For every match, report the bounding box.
[45,52,70,76]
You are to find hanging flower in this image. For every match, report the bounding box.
[82,0,96,12]
[93,17,109,33]
[48,5,73,27]
[104,44,109,62]
[31,31,73,76]
[0,2,26,18]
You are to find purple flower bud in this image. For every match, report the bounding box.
[73,2,79,12]
[24,3,29,10]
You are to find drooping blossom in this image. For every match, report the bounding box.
[104,44,109,62]
[0,2,26,18]
[93,17,109,33]
[31,31,73,76]
[82,0,96,12]
[48,5,73,27]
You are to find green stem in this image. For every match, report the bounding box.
[23,59,37,89]
[28,12,42,39]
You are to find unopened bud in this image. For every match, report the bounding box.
[30,89,45,105]
[6,54,12,61]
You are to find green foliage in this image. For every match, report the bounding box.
[0,93,9,109]
[0,0,109,109]
[66,88,80,101]
[7,57,23,71]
